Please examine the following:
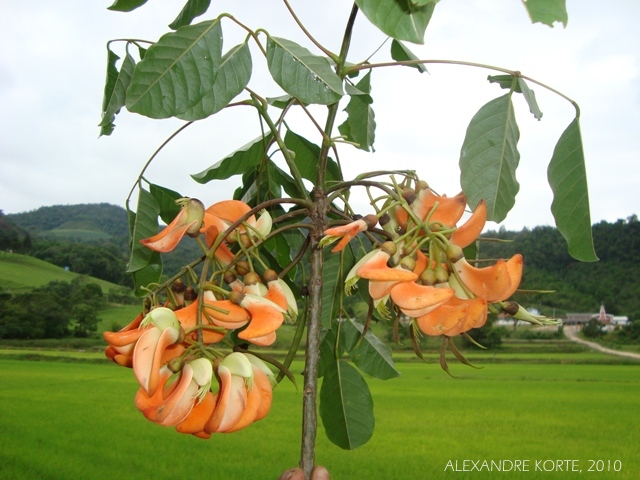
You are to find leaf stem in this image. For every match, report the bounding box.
[346,58,579,108]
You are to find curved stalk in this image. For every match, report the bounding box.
[346,58,579,108]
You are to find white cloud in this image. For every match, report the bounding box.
[0,0,638,232]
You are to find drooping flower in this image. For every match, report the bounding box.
[136,358,213,428]
[140,198,205,252]
[133,307,184,396]
[320,214,378,253]
[229,292,286,346]
[205,352,254,434]
[449,199,487,248]
[449,245,523,303]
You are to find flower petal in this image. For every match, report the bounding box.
[450,200,487,248]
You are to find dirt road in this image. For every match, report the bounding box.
[563,326,640,360]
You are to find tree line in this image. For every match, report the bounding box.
[0,278,104,339]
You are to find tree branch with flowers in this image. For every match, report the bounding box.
[100,1,597,478]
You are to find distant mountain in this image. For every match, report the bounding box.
[6,203,129,240]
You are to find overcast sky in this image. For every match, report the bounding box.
[1,0,638,231]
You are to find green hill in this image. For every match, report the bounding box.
[6,203,129,240]
[0,251,125,295]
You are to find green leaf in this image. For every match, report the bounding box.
[459,94,521,223]
[149,184,182,225]
[522,0,568,28]
[284,130,342,182]
[126,20,223,118]
[390,40,427,73]
[318,328,338,378]
[321,248,354,329]
[547,117,598,262]
[342,319,400,380]
[266,95,299,109]
[355,0,437,44]
[107,0,148,12]
[518,78,543,120]
[487,74,521,92]
[409,0,439,5]
[338,72,376,152]
[99,49,136,136]
[131,257,162,297]
[319,358,375,450]
[127,188,160,273]
[177,41,252,121]
[191,133,273,183]
[266,36,343,105]
[169,0,211,30]
[488,75,542,120]
[272,163,307,199]
[98,47,121,137]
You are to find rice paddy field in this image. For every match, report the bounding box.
[1,356,638,480]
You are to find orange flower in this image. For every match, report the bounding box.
[230,292,286,346]
[320,214,378,253]
[140,198,204,252]
[396,185,466,228]
[451,251,523,303]
[416,296,487,336]
[390,281,454,318]
[132,307,183,396]
[450,199,487,248]
[136,358,212,427]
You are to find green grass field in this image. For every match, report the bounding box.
[0,251,122,294]
[1,359,638,480]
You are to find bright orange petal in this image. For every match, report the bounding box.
[454,257,512,303]
[416,300,468,336]
[450,200,487,248]
[223,376,262,433]
[206,200,254,225]
[133,326,180,395]
[176,391,216,436]
[357,250,418,282]
[390,281,454,311]
[499,254,523,300]
[140,210,195,253]
[251,366,273,421]
[414,189,466,227]
[237,296,284,340]
[205,366,247,433]
[242,331,277,347]
[444,297,488,336]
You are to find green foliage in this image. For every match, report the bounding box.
[0,211,32,253]
[0,279,105,340]
[583,318,605,338]
[28,241,128,285]
[7,203,129,239]
[319,358,375,450]
[522,0,568,27]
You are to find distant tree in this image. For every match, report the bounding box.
[0,211,32,252]
[72,303,100,337]
[582,318,605,338]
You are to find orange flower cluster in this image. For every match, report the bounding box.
[140,198,272,265]
[322,181,523,339]
[104,198,296,436]
[106,307,275,438]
